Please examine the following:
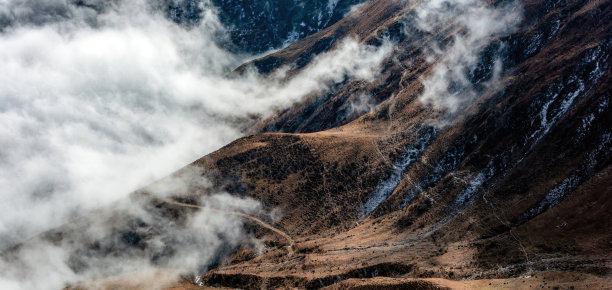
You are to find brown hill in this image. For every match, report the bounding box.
[6,0,611,288]
[190,0,612,288]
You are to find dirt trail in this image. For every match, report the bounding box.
[159,198,295,256]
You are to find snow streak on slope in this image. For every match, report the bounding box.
[441,42,611,223]
[526,44,609,150]
[524,132,611,218]
[400,140,465,208]
[360,127,437,218]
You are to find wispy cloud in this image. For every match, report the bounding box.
[413,0,522,113]
[0,0,391,287]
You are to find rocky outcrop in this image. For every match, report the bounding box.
[165,0,365,53]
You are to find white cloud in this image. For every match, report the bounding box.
[414,0,522,113]
[0,0,391,288]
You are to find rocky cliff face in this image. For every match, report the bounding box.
[165,0,365,53]
[4,0,611,289]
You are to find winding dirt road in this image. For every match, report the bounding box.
[159,197,295,256]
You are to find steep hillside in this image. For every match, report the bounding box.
[3,0,610,289]
[193,0,612,287]
[164,0,366,53]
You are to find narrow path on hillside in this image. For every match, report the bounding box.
[159,197,294,256]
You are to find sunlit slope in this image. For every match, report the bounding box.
[3,0,610,289]
[186,0,611,287]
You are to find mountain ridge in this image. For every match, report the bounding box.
[2,0,610,289]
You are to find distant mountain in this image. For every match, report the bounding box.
[0,0,363,54]
[165,0,365,53]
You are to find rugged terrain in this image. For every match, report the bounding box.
[165,0,365,53]
[191,0,611,287]
[4,0,612,289]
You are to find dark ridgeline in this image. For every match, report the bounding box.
[164,0,365,53]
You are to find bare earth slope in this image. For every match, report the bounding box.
[185,0,612,288]
[4,0,611,289]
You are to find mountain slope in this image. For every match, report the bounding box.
[3,0,610,289]
[190,0,612,287]
[165,0,366,53]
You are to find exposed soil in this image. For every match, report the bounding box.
[9,0,611,289]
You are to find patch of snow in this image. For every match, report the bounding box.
[528,174,580,217]
[577,113,595,139]
[359,128,437,218]
[524,132,612,218]
[283,30,300,47]
[525,43,609,150]
[525,32,542,56]
[327,0,339,17]
[401,143,465,207]
[449,158,496,211]
[548,19,561,39]
[597,97,609,114]
[526,75,584,148]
